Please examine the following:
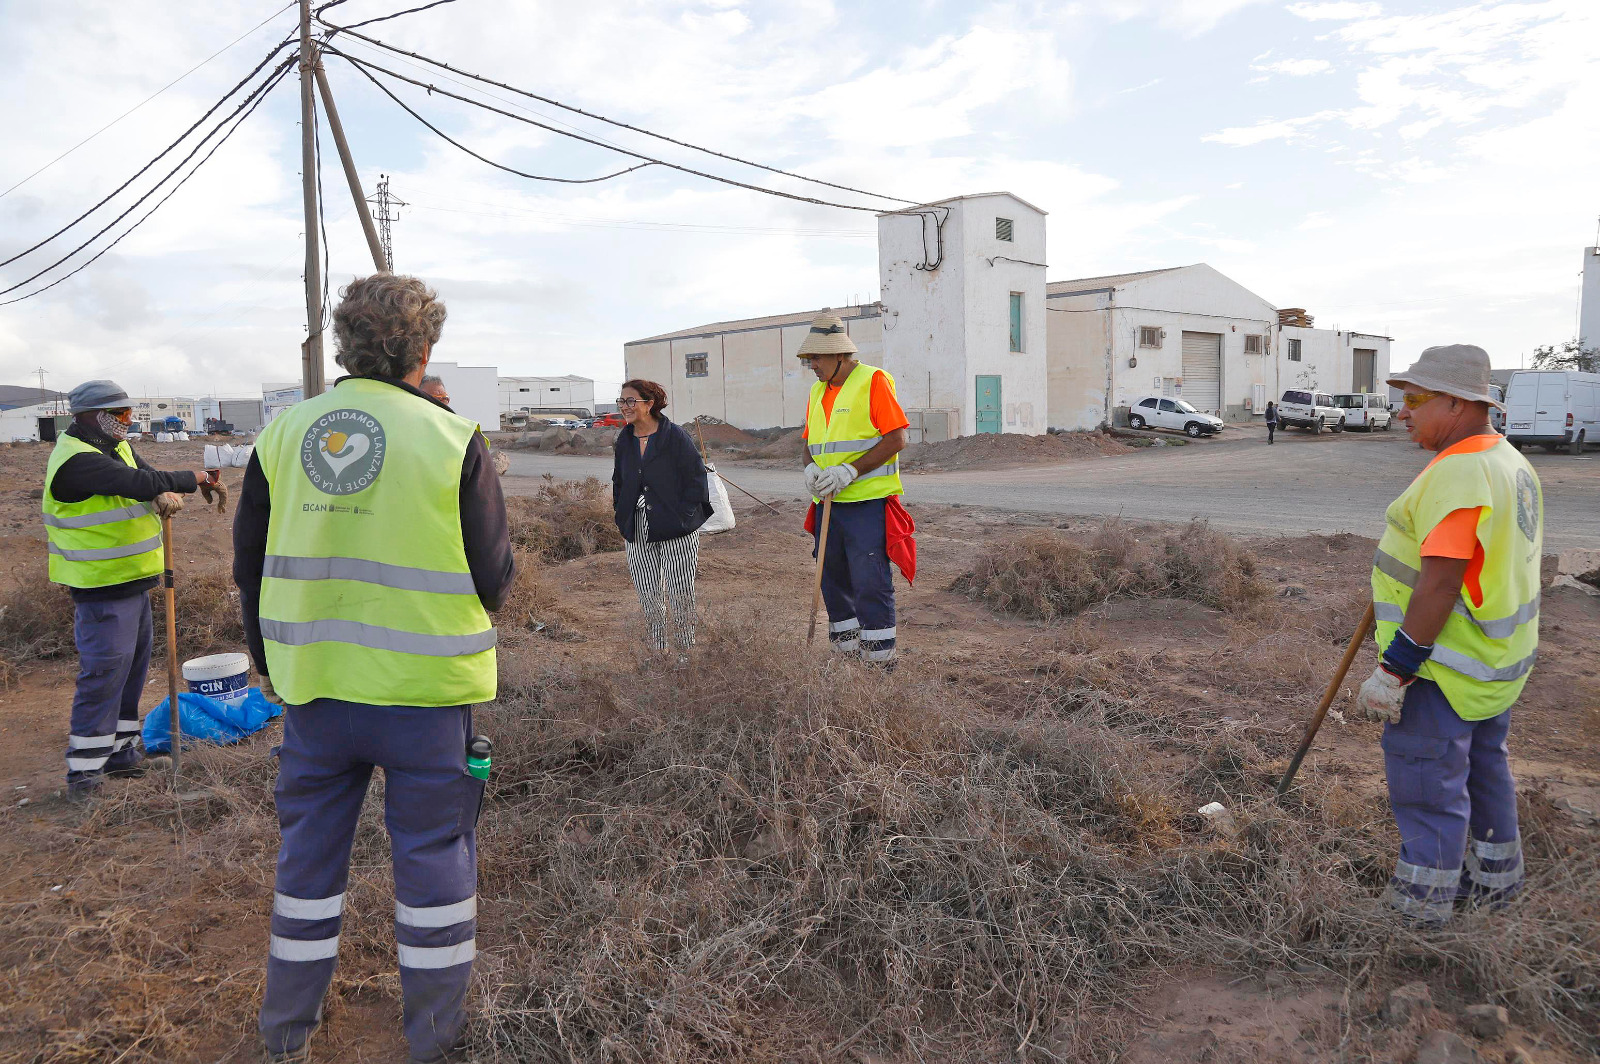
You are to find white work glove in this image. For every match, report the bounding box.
[816,463,860,499]
[804,462,825,496]
[491,450,511,476]
[1356,666,1408,724]
[258,674,284,707]
[153,492,185,518]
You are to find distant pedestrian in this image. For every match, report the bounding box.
[611,379,712,657]
[1265,401,1278,445]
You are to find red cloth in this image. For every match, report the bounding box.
[803,496,916,585]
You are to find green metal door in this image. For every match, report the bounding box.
[975,375,1001,434]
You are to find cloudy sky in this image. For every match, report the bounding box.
[1,0,1595,402]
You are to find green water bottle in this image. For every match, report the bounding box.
[467,736,492,781]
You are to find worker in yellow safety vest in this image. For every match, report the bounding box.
[43,379,215,801]
[235,275,514,1062]
[1356,344,1541,924]
[797,311,915,665]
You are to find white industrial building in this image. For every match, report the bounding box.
[425,360,499,430]
[624,191,1391,435]
[498,374,596,418]
[0,402,58,442]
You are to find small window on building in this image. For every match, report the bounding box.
[996,217,1014,242]
[685,352,709,378]
[1244,334,1263,354]
[1138,326,1163,348]
[518,387,530,392]
[1008,293,1024,352]
[1287,338,1302,362]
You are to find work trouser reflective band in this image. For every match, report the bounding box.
[828,618,860,653]
[1465,835,1524,895]
[1384,861,1460,924]
[65,723,141,775]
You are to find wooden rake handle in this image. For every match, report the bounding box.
[161,514,182,781]
[807,498,834,645]
[1276,601,1375,798]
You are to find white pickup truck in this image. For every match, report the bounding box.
[1277,389,1345,433]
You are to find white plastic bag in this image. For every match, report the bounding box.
[702,463,735,534]
[230,444,253,468]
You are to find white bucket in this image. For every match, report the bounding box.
[183,652,251,709]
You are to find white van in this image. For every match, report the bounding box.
[1505,370,1600,454]
[1332,392,1391,431]
[1277,390,1345,433]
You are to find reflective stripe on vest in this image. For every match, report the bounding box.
[1370,438,1541,721]
[41,435,164,589]
[806,364,905,503]
[256,379,496,707]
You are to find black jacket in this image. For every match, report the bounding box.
[612,416,712,543]
[48,422,200,602]
[232,376,516,678]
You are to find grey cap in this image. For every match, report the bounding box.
[67,379,133,414]
[1386,344,1504,411]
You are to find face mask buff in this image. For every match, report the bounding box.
[95,411,130,442]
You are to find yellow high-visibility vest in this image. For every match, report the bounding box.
[42,435,163,589]
[254,378,496,707]
[1372,436,1542,720]
[806,363,905,503]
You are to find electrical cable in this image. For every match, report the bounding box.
[326,47,893,214]
[0,2,296,201]
[346,58,654,184]
[0,54,297,297]
[338,0,462,32]
[0,63,294,308]
[317,22,916,206]
[0,37,298,269]
[312,80,332,334]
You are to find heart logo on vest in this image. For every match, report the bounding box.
[300,409,387,495]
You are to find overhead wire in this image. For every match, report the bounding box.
[315,24,916,206]
[0,62,294,307]
[325,47,896,214]
[0,36,299,269]
[0,53,298,298]
[0,2,296,201]
[337,0,463,32]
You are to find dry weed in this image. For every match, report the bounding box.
[505,475,622,563]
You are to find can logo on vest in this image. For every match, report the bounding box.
[300,409,387,495]
[1515,468,1538,543]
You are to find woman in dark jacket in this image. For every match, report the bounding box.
[1264,400,1278,445]
[612,379,712,654]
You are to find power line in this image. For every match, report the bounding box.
[318,20,916,207]
[400,197,875,238]
[0,62,294,308]
[367,174,406,270]
[326,47,895,214]
[1,38,298,270]
[338,0,463,32]
[0,2,296,201]
[0,54,297,298]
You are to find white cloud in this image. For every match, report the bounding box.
[1286,2,1384,19]
[1251,57,1334,75]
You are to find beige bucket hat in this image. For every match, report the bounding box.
[1387,344,1504,410]
[795,311,857,358]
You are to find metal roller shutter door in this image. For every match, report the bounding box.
[1181,331,1222,413]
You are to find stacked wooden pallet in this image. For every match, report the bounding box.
[1278,307,1315,327]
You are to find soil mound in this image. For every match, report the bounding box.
[753,426,805,459]
[684,417,761,449]
[901,431,1130,471]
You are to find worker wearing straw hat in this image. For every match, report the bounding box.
[797,311,915,666]
[1358,344,1541,924]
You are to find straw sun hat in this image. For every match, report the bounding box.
[1387,344,1505,411]
[795,311,858,358]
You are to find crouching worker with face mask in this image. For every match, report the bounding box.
[1358,343,1541,925]
[234,275,515,1063]
[43,380,216,801]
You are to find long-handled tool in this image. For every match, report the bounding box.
[161,514,183,782]
[807,497,834,645]
[1276,601,1375,798]
[694,420,780,516]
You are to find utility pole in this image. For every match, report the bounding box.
[298,0,325,399]
[367,175,406,272]
[313,59,387,272]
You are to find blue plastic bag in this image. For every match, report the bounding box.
[142,687,282,754]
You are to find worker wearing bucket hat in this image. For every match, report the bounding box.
[1357,344,1541,923]
[42,379,216,801]
[797,311,916,665]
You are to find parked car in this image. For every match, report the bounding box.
[588,411,626,428]
[1488,383,1506,434]
[1127,396,1224,437]
[1504,370,1600,454]
[1277,389,1344,433]
[1331,392,1391,431]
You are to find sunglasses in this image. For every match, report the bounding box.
[1400,391,1443,409]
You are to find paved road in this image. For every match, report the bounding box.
[504,428,1600,551]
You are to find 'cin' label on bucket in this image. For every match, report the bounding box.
[183,652,251,709]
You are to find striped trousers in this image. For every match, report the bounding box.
[625,500,701,652]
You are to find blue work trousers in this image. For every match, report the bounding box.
[260,701,484,1063]
[813,498,896,662]
[1382,679,1523,923]
[66,593,151,784]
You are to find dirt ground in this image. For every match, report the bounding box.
[0,439,1597,1063]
